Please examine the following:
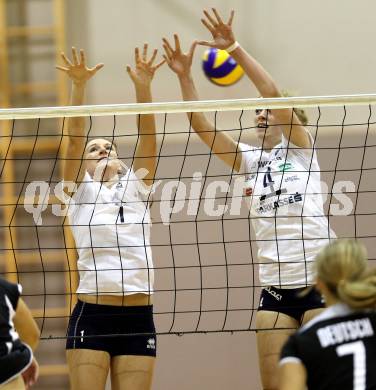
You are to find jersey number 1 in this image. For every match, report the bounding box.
[336,341,366,390]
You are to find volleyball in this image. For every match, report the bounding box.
[202,47,244,86]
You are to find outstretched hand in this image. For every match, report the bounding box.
[56,47,104,86]
[198,8,236,50]
[162,34,197,77]
[126,43,165,88]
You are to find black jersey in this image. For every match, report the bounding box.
[0,278,32,385]
[0,278,21,355]
[280,303,376,390]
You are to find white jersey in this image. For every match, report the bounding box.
[68,169,154,296]
[239,135,336,287]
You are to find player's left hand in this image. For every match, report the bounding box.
[198,8,236,50]
[126,43,165,87]
[56,47,104,86]
[22,358,39,389]
[162,34,197,78]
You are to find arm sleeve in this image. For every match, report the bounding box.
[71,172,95,203]
[238,142,258,175]
[280,334,303,366]
[63,172,97,219]
[281,131,316,164]
[281,131,323,179]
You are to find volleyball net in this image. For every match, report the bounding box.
[1,94,376,340]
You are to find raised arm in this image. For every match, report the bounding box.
[279,362,307,390]
[162,34,241,172]
[56,48,104,188]
[126,44,164,186]
[199,9,311,149]
[14,298,39,351]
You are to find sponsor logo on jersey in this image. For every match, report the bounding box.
[245,187,253,196]
[256,192,303,214]
[147,338,156,350]
[257,157,283,169]
[246,173,257,181]
[265,287,283,301]
[278,162,293,172]
[285,175,299,183]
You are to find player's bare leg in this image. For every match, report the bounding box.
[302,308,324,324]
[111,355,155,390]
[66,349,110,390]
[256,311,299,390]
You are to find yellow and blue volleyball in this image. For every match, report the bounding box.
[202,48,244,86]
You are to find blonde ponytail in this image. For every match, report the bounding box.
[337,271,376,309]
[316,239,376,310]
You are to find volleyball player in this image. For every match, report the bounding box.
[56,46,164,390]
[0,277,39,389]
[280,239,376,390]
[163,8,335,390]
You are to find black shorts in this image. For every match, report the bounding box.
[257,286,325,322]
[0,341,32,386]
[66,300,156,357]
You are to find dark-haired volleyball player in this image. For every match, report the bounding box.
[0,277,39,389]
[280,239,376,390]
[163,8,335,390]
[56,46,164,390]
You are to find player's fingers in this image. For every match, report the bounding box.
[188,41,198,58]
[228,10,235,26]
[80,49,86,65]
[173,33,181,52]
[91,63,104,74]
[148,49,158,65]
[135,47,141,63]
[212,8,224,24]
[162,44,173,59]
[55,65,69,72]
[60,52,72,67]
[142,43,148,61]
[162,39,174,57]
[72,47,79,65]
[201,18,216,35]
[162,37,174,54]
[154,58,166,70]
[162,54,171,66]
[203,9,218,27]
[126,65,136,81]
[197,40,215,47]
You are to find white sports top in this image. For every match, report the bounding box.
[68,169,154,295]
[239,134,336,288]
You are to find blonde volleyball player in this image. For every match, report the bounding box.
[56,46,164,390]
[0,277,39,389]
[163,8,335,390]
[280,239,376,390]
